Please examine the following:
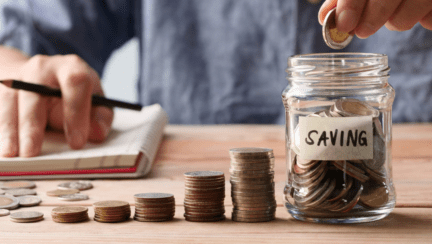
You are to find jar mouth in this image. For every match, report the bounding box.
[287,53,389,79]
[289,53,386,61]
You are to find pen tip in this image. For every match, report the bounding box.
[0,79,13,87]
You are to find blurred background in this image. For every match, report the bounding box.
[101,38,139,104]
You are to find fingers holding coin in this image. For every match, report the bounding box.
[319,0,432,40]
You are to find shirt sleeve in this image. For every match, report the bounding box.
[0,0,137,76]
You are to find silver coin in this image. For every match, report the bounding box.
[0,209,10,216]
[322,8,353,49]
[10,211,44,223]
[57,181,93,191]
[332,161,369,183]
[0,195,19,210]
[5,188,37,197]
[18,196,42,207]
[334,98,379,118]
[359,180,389,209]
[58,194,89,201]
[184,171,224,178]
[229,148,273,157]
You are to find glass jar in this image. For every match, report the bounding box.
[282,53,396,224]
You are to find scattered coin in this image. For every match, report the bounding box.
[5,188,37,197]
[52,206,89,223]
[184,171,225,222]
[57,181,93,191]
[10,211,44,223]
[0,195,20,210]
[58,194,89,201]
[93,201,130,223]
[0,181,36,190]
[322,8,353,49]
[229,148,276,223]
[0,209,10,216]
[47,189,80,197]
[18,196,42,207]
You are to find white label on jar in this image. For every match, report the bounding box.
[299,116,373,160]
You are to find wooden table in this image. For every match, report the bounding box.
[2,125,432,243]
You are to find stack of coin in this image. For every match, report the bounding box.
[133,193,175,222]
[229,148,277,222]
[0,181,36,190]
[52,206,89,223]
[184,171,225,222]
[10,211,44,223]
[288,98,390,215]
[93,201,131,223]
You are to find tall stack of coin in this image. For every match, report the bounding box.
[288,98,390,214]
[229,148,277,222]
[134,193,175,222]
[52,206,89,223]
[93,201,131,223]
[184,171,225,222]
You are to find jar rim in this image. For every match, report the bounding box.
[289,53,387,61]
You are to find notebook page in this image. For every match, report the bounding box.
[0,104,168,170]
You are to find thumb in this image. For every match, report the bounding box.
[318,0,337,25]
[88,106,113,142]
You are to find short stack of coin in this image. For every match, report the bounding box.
[184,171,225,222]
[229,148,277,222]
[52,206,89,223]
[10,211,44,223]
[134,193,175,222]
[93,201,131,223]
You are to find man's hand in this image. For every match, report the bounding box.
[0,48,113,157]
[318,0,432,39]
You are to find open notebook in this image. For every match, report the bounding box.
[0,104,168,180]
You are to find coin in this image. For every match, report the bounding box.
[52,206,89,223]
[0,209,10,216]
[184,214,225,222]
[184,171,225,222]
[359,180,389,209]
[58,194,89,201]
[10,211,44,223]
[93,200,131,223]
[47,189,80,197]
[18,196,42,207]
[5,188,37,197]
[322,8,353,49]
[57,181,93,191]
[332,161,369,183]
[0,181,36,190]
[0,195,20,210]
[229,147,276,223]
[134,192,175,222]
[333,98,379,118]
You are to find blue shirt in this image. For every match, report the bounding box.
[1,0,431,123]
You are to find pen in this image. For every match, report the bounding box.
[0,79,142,111]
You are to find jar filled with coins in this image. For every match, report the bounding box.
[282,53,396,223]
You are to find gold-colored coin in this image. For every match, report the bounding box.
[322,8,353,49]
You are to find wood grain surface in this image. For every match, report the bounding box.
[1,125,431,244]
